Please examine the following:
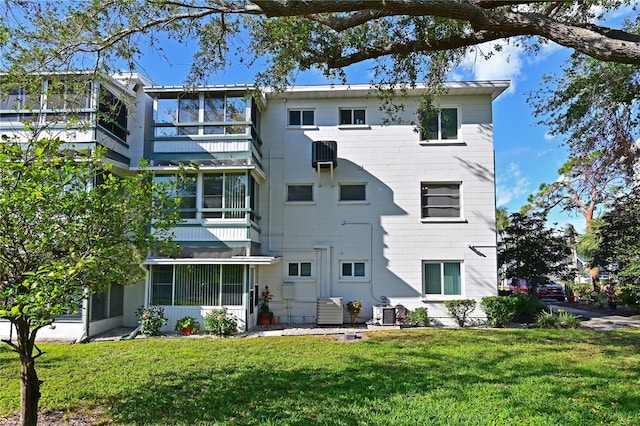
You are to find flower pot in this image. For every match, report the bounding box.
[567,295,576,303]
[258,312,274,325]
[608,302,617,310]
[180,326,195,336]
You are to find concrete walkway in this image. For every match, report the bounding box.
[548,304,640,330]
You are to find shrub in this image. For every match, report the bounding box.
[406,307,429,327]
[514,293,546,317]
[536,309,581,329]
[558,309,582,328]
[443,299,476,327]
[204,308,238,337]
[536,309,558,328]
[619,284,639,306]
[135,305,168,336]
[345,300,363,325]
[174,316,201,334]
[480,296,517,328]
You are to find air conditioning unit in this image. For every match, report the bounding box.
[316,297,344,325]
[372,305,396,326]
[312,140,338,169]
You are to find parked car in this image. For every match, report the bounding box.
[535,283,566,301]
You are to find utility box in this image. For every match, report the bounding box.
[283,282,295,299]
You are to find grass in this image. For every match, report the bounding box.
[1,329,640,425]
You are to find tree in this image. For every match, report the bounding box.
[498,211,574,291]
[529,54,640,174]
[0,138,180,426]
[525,150,629,287]
[595,192,640,303]
[2,1,640,91]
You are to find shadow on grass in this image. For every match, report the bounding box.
[91,330,640,425]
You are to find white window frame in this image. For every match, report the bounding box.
[287,108,315,127]
[286,183,314,203]
[421,261,463,299]
[338,108,367,126]
[420,181,463,222]
[338,183,368,204]
[419,105,462,144]
[287,261,313,279]
[339,260,368,281]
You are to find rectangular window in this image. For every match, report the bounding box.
[151,264,245,306]
[423,262,462,296]
[421,183,460,218]
[202,172,247,219]
[288,262,312,277]
[339,108,366,125]
[177,97,200,135]
[287,184,313,202]
[151,265,173,305]
[288,109,314,126]
[98,87,129,142]
[340,261,367,279]
[420,107,459,141]
[339,184,366,202]
[155,174,197,219]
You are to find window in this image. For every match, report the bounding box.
[420,107,459,141]
[155,172,248,220]
[339,184,366,202]
[287,184,313,202]
[288,109,314,126]
[339,108,366,125]
[155,174,197,219]
[421,183,460,218]
[154,93,248,136]
[150,264,245,306]
[340,261,367,279]
[288,262,312,277]
[202,172,247,219]
[423,261,462,296]
[98,87,128,142]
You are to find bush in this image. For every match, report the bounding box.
[536,309,581,329]
[480,296,517,328]
[135,305,168,336]
[558,309,582,328]
[204,308,238,337]
[514,293,546,317]
[406,307,429,327]
[174,316,201,334]
[443,299,476,327]
[536,310,558,328]
[619,284,639,306]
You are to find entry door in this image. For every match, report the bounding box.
[247,266,258,327]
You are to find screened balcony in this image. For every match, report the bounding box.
[147,87,264,171]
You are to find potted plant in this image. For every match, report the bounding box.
[258,285,274,324]
[259,285,272,313]
[175,316,200,335]
[565,283,576,302]
[603,283,618,310]
[345,300,363,325]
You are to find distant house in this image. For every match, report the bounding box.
[0,76,509,340]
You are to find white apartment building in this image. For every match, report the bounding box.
[0,74,508,339]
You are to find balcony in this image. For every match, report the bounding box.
[150,121,263,169]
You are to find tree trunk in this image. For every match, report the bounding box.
[15,319,41,426]
[20,357,41,426]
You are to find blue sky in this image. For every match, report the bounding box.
[132,25,613,235]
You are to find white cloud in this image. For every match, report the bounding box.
[457,41,524,91]
[496,163,531,207]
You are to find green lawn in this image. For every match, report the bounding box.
[1,329,639,425]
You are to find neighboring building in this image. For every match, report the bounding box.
[0,75,509,340]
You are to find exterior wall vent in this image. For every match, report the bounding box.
[312,140,338,169]
[316,297,344,325]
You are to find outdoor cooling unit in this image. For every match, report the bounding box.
[316,297,344,325]
[372,305,396,326]
[312,140,338,169]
